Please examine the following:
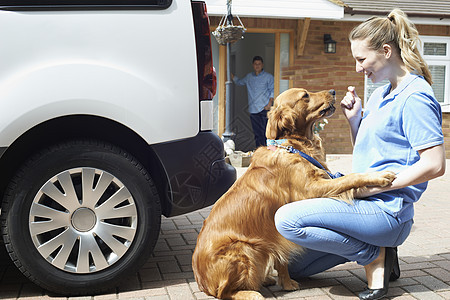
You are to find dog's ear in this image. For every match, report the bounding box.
[266,105,298,139]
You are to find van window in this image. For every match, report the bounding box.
[0,0,172,10]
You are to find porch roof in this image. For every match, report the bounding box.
[204,0,344,19]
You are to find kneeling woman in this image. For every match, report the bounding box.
[275,8,445,300]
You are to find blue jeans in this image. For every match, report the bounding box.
[274,198,413,279]
[250,110,268,148]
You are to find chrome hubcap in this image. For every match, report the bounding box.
[29,167,138,274]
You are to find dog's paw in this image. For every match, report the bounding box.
[368,171,396,187]
[231,290,265,300]
[282,278,300,291]
[263,275,277,286]
[377,171,396,187]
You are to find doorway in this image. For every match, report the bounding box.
[210,31,293,151]
[231,33,275,151]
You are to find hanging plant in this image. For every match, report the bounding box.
[212,1,246,45]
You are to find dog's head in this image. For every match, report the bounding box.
[266,88,335,140]
[193,235,270,299]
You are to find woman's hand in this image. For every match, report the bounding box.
[341,86,362,123]
[341,86,362,145]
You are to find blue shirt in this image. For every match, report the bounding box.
[233,70,274,114]
[352,73,444,223]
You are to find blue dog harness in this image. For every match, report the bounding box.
[267,139,344,179]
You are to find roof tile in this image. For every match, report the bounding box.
[343,0,450,17]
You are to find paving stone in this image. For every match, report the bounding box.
[320,285,358,299]
[384,286,407,298]
[160,219,176,231]
[164,236,187,248]
[176,254,193,266]
[157,260,181,274]
[170,245,195,251]
[180,264,193,273]
[143,296,169,300]
[162,272,194,280]
[402,284,445,300]
[435,260,450,272]
[118,287,168,299]
[93,293,118,300]
[423,267,450,282]
[182,232,200,245]
[139,267,162,282]
[153,238,170,253]
[303,295,334,300]
[402,269,428,278]
[390,277,417,287]
[335,276,366,293]
[389,295,416,299]
[172,218,192,228]
[165,280,194,300]
[437,290,450,299]
[413,275,450,291]
[272,287,324,298]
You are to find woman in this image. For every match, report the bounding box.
[274,8,445,300]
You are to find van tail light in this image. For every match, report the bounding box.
[191,1,217,100]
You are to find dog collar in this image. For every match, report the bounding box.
[266,139,343,179]
[267,139,288,146]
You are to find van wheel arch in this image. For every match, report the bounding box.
[0,115,172,216]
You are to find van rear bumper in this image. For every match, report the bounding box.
[151,131,236,217]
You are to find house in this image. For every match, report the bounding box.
[206,0,450,157]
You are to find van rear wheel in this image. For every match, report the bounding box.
[1,140,161,295]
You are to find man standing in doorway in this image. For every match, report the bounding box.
[233,56,274,148]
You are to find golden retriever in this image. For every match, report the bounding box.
[192,88,396,300]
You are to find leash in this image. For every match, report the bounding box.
[267,139,344,179]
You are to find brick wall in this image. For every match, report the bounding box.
[442,113,450,158]
[286,20,360,155]
[210,17,450,158]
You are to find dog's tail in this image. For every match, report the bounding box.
[194,235,271,299]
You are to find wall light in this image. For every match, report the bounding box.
[324,34,337,53]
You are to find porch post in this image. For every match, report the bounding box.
[221,0,235,142]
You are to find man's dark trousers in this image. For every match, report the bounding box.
[250,109,268,148]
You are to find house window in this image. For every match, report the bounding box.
[364,36,450,113]
[420,36,450,112]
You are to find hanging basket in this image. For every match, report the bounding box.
[212,14,246,45]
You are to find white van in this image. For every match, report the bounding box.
[0,0,235,295]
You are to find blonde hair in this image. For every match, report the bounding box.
[349,9,432,85]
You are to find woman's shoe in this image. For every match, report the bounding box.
[358,247,396,300]
[389,247,400,281]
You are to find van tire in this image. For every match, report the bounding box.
[0,139,161,295]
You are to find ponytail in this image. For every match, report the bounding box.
[349,8,432,85]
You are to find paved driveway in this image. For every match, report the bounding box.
[1,155,450,299]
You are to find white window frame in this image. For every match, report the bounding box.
[419,35,450,113]
[363,76,388,107]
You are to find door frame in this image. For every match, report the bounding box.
[215,28,295,136]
